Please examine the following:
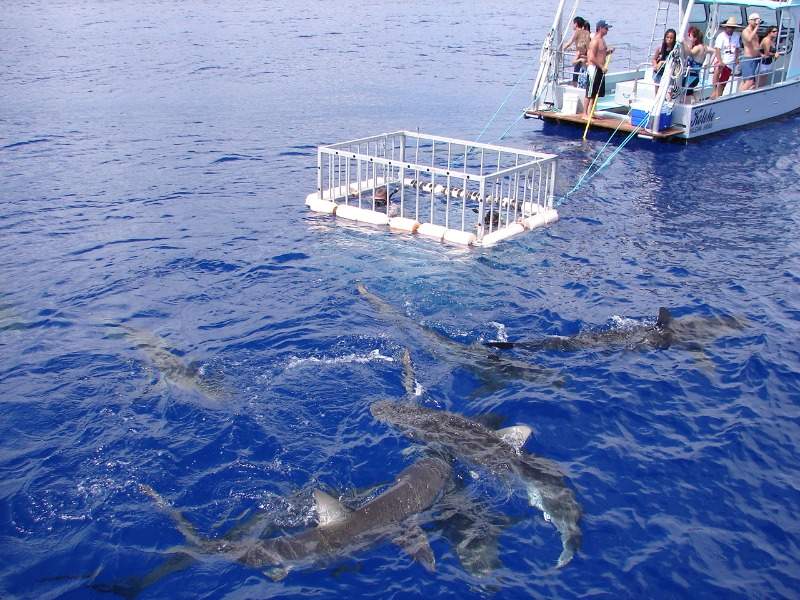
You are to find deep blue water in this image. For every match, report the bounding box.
[2,1,800,598]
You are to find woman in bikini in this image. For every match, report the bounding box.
[562,17,591,87]
[682,27,721,103]
[652,29,677,92]
[758,26,780,88]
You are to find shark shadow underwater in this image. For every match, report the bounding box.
[356,282,564,393]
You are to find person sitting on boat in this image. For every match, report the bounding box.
[682,27,722,103]
[711,17,741,99]
[758,25,780,88]
[740,13,762,91]
[584,20,614,118]
[562,17,591,88]
[652,29,677,93]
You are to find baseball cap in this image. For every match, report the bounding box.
[597,20,613,29]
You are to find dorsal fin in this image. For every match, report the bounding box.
[496,425,533,451]
[656,307,672,329]
[313,490,350,527]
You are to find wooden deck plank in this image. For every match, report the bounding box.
[526,109,685,139]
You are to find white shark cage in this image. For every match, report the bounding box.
[304,131,559,247]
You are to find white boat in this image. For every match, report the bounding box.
[527,0,800,140]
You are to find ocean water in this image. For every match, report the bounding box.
[2,1,800,598]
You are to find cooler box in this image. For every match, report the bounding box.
[561,87,584,115]
[629,102,673,131]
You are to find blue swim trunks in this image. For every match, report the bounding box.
[741,57,759,81]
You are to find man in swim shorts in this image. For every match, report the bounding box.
[740,13,762,91]
[584,20,614,117]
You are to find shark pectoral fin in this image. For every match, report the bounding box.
[401,348,417,399]
[313,490,351,527]
[265,566,290,582]
[139,484,206,549]
[484,341,516,349]
[496,425,533,452]
[394,524,435,572]
[556,528,582,569]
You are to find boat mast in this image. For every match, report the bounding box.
[650,0,695,122]
[530,0,571,110]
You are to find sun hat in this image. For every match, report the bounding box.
[722,16,740,27]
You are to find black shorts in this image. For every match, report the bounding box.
[587,67,605,100]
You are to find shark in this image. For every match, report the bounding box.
[136,456,452,583]
[108,324,226,403]
[485,307,744,354]
[370,400,582,568]
[356,282,562,392]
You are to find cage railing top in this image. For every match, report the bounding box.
[322,130,557,162]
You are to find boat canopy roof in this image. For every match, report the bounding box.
[693,0,800,8]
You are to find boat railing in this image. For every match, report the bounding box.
[667,53,789,106]
[554,43,638,85]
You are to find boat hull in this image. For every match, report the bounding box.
[675,79,800,139]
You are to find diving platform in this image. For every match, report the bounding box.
[526,109,686,140]
[305,131,560,247]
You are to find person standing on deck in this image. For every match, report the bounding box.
[711,17,741,98]
[740,13,762,90]
[562,17,591,87]
[584,20,614,118]
[758,26,780,88]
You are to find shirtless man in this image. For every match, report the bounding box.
[740,13,762,91]
[584,20,614,117]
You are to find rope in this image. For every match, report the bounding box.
[475,60,538,144]
[557,111,651,205]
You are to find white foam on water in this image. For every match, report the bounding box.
[286,349,395,370]
[610,315,646,330]
[486,321,508,343]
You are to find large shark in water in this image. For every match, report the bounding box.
[370,400,582,568]
[485,308,744,354]
[356,283,561,392]
[136,456,451,583]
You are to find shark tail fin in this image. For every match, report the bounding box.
[656,307,672,329]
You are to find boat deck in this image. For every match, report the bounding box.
[526,109,685,140]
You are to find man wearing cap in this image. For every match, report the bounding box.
[740,13,762,90]
[584,20,615,117]
[711,16,741,98]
